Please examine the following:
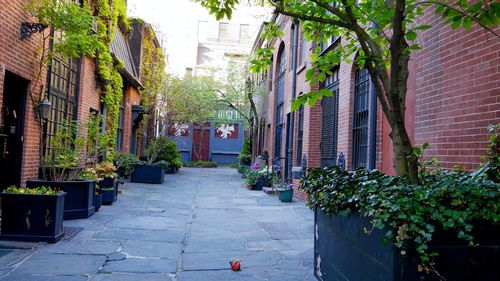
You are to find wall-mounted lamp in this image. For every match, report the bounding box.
[20,22,47,40]
[38,95,52,120]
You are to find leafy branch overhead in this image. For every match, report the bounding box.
[198,0,500,182]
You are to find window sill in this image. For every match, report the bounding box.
[297,63,306,75]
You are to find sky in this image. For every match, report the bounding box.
[128,0,208,76]
[128,0,270,77]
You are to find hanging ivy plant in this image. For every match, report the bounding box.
[94,0,129,159]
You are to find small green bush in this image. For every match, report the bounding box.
[114,152,141,177]
[184,161,217,168]
[238,137,252,165]
[156,138,183,168]
[4,186,59,195]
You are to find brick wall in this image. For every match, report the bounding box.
[0,0,48,185]
[0,1,103,186]
[412,9,500,171]
[122,86,141,153]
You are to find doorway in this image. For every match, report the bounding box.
[192,126,210,162]
[0,71,28,190]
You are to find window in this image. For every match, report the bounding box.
[296,105,304,165]
[320,68,340,167]
[116,96,125,151]
[299,31,307,66]
[275,48,286,158]
[219,22,229,39]
[239,24,249,40]
[352,68,370,169]
[320,35,337,52]
[45,56,79,157]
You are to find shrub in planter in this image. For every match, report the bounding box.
[300,166,500,280]
[32,121,97,220]
[94,162,119,204]
[156,138,183,172]
[131,139,169,184]
[245,169,258,190]
[114,152,141,178]
[0,186,65,243]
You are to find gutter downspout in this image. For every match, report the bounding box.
[287,19,299,184]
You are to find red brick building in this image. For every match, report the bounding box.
[0,1,164,189]
[251,11,500,201]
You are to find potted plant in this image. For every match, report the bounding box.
[114,152,141,179]
[277,183,294,202]
[301,154,500,280]
[157,138,182,174]
[94,161,119,204]
[245,169,258,190]
[27,121,95,220]
[81,167,102,212]
[0,186,65,242]
[130,138,167,184]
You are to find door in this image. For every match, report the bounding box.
[192,127,210,162]
[0,71,28,190]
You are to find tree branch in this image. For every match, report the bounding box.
[416,0,500,38]
[271,4,352,29]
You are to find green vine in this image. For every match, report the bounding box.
[94,0,129,159]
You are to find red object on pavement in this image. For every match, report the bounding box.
[230,260,242,271]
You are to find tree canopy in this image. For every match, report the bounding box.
[197,0,500,182]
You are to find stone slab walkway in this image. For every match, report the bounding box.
[0,167,314,280]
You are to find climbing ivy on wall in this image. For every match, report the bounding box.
[137,23,167,142]
[94,0,129,159]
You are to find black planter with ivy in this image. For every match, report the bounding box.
[301,161,499,281]
[0,187,65,243]
[314,208,499,281]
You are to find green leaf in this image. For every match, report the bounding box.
[414,25,432,31]
[406,30,417,41]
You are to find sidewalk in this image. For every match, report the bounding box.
[0,167,314,281]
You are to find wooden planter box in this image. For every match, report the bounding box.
[26,179,95,220]
[131,165,164,184]
[98,177,118,204]
[0,192,65,243]
[314,209,500,281]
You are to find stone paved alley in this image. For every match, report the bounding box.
[0,168,314,281]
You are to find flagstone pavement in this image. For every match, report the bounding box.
[0,167,315,280]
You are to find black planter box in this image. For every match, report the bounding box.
[26,179,95,220]
[165,165,176,174]
[98,177,118,204]
[0,192,65,242]
[131,165,164,184]
[314,209,500,281]
[254,177,264,191]
[94,193,102,211]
